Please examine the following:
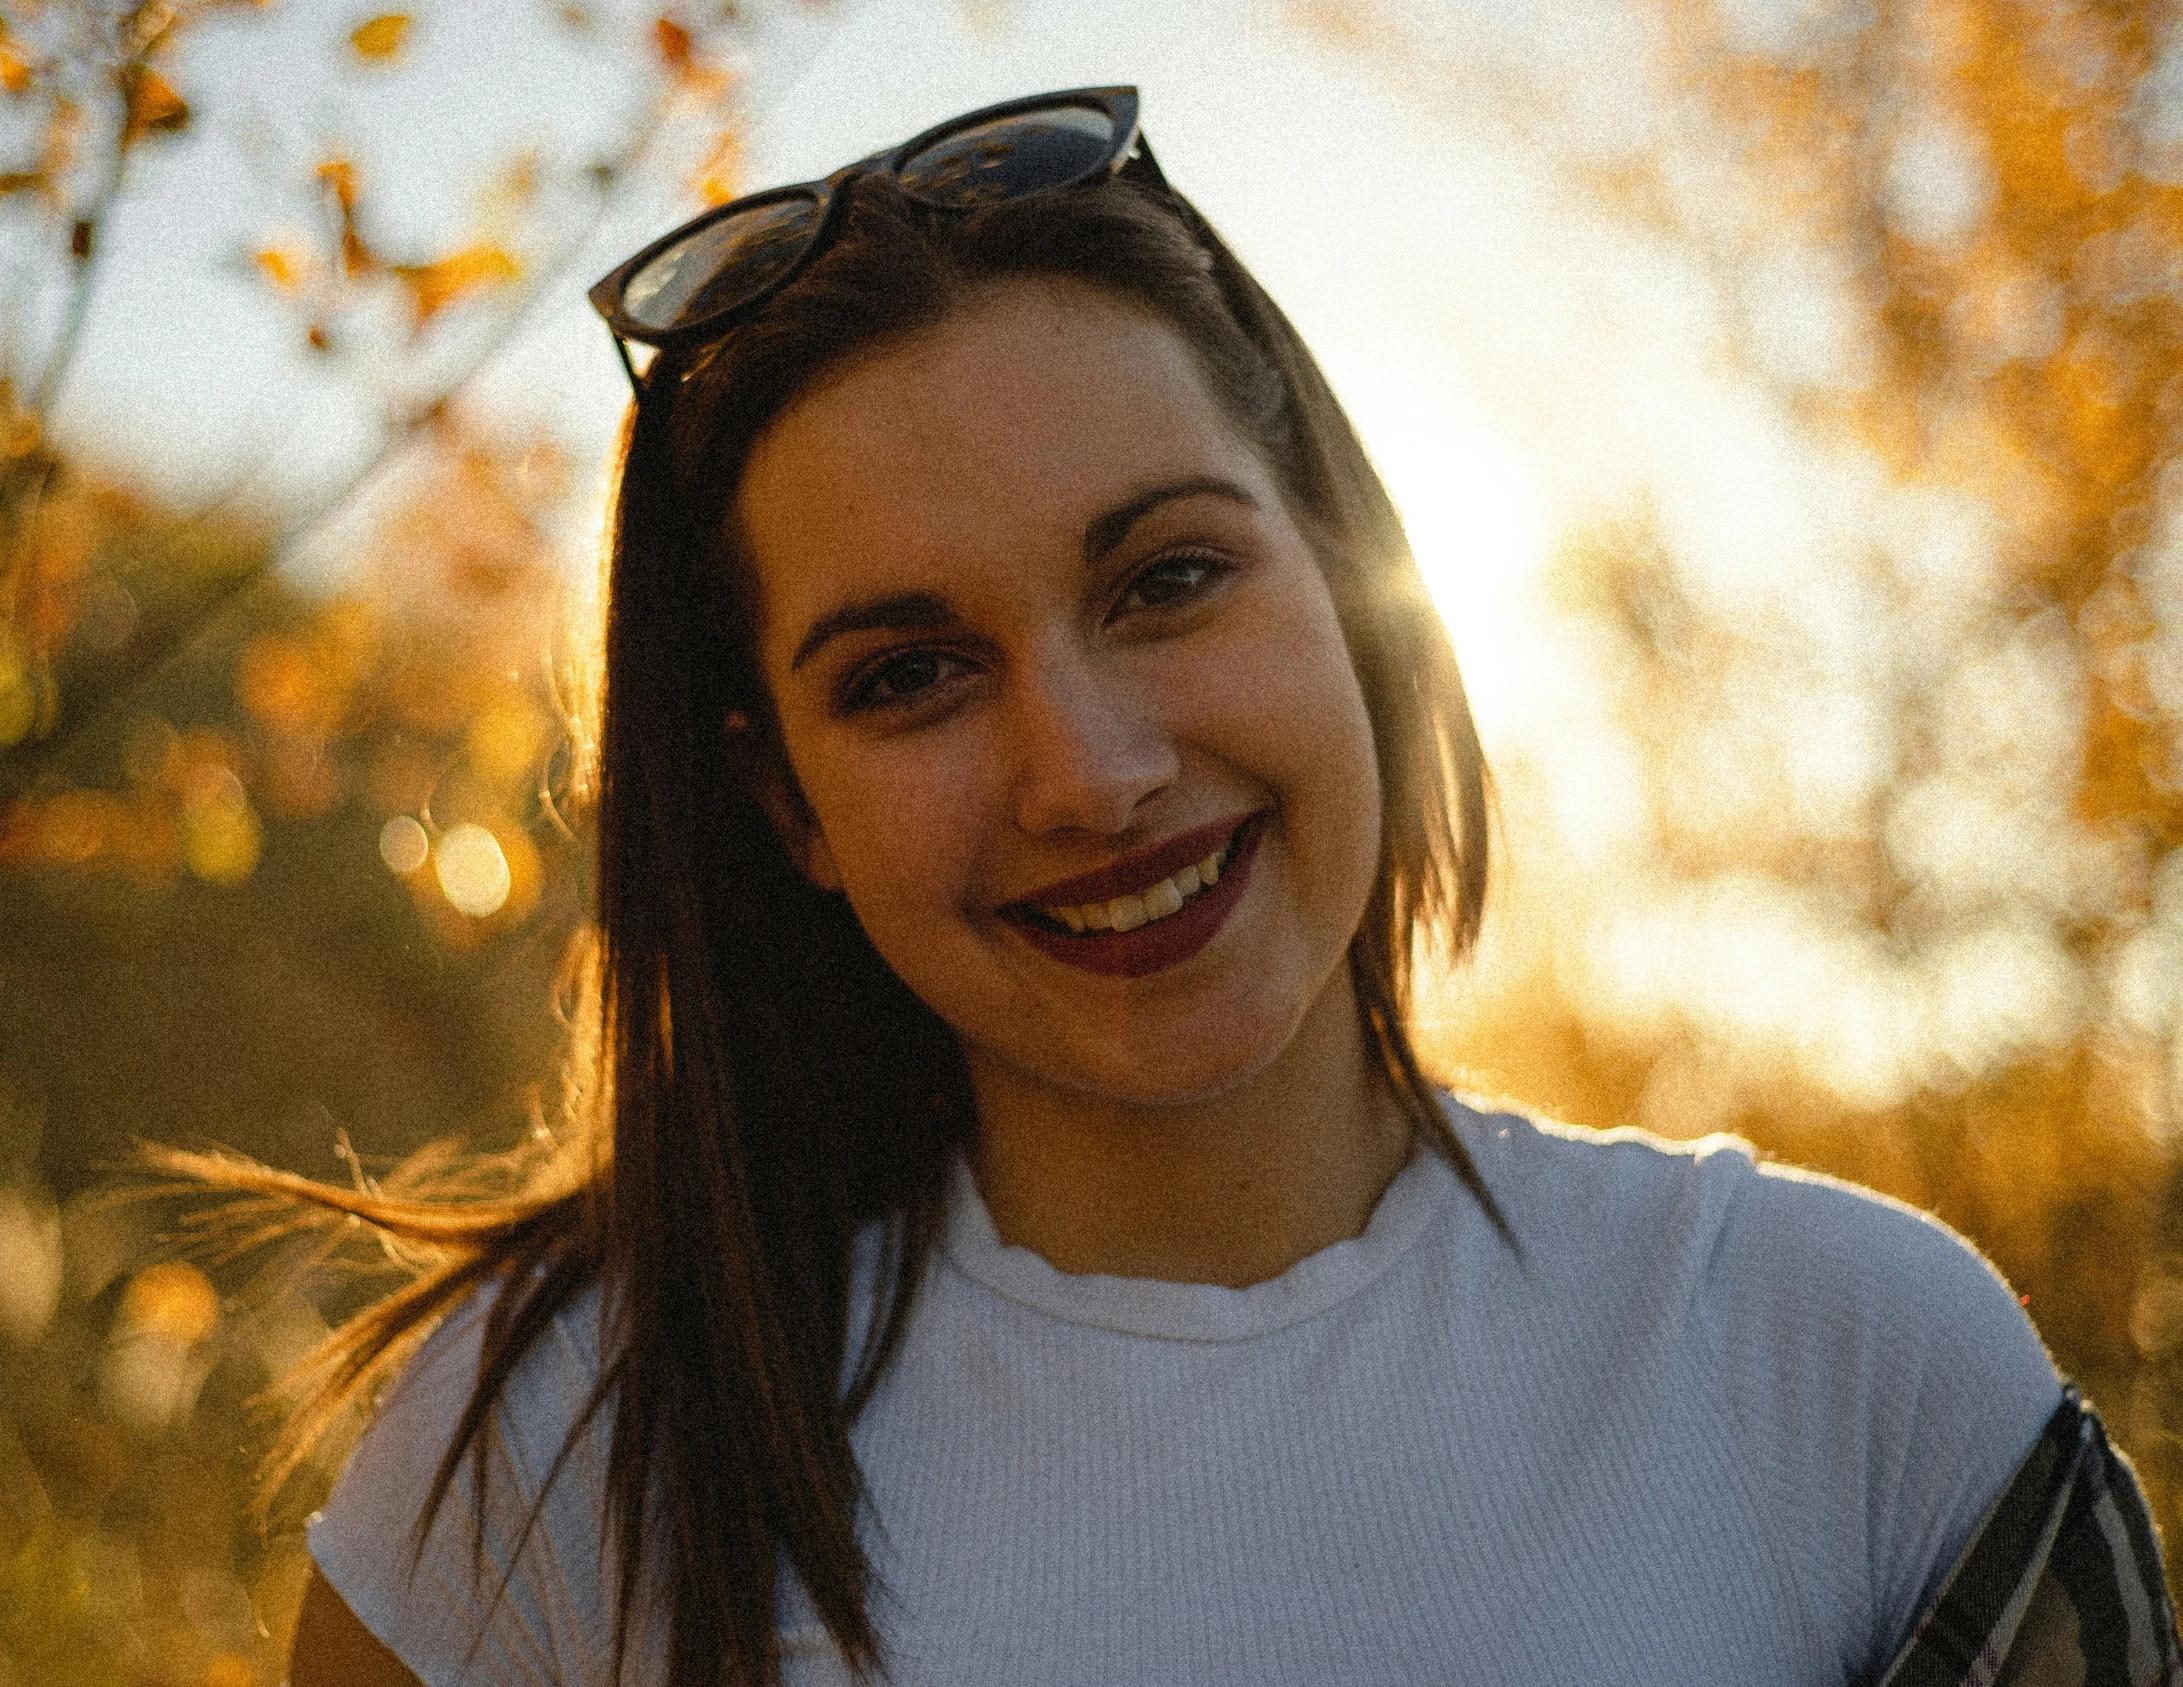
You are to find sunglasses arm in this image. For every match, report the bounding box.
[613,333,643,399]
[1126,135,1173,195]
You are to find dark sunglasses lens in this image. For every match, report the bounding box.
[899,105,1118,209]
[620,192,824,333]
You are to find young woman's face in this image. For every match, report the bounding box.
[738,278,1383,1109]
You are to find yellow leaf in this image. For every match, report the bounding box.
[196,1655,257,1687]
[349,13,410,61]
[691,129,740,207]
[118,65,188,148]
[253,244,306,290]
[236,634,329,735]
[182,777,260,885]
[316,156,358,211]
[317,157,376,275]
[118,1263,220,1346]
[392,243,521,327]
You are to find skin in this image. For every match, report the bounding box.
[289,1566,423,1687]
[290,273,1413,1684]
[745,276,1411,1287]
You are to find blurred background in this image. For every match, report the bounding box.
[1,0,2178,1679]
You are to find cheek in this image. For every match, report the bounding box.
[796,733,997,933]
[1205,575,1382,829]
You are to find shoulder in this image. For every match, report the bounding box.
[330,1271,612,1505]
[1443,1098,2060,1664]
[1443,1098,1758,1298]
[1707,1154,2054,1389]
[1443,1095,2053,1384]
[307,1273,624,1687]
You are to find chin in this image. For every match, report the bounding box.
[986,986,1323,1112]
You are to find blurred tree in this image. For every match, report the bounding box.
[0,5,813,1681]
[1305,0,2183,1586]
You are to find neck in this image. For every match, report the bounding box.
[964,968,1415,1288]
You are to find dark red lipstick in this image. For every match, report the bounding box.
[1000,812,1267,979]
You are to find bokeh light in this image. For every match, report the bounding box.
[3,2,2183,1676]
[434,822,512,917]
[378,814,429,875]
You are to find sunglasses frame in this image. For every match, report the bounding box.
[588,86,1160,390]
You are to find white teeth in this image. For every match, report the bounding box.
[1036,834,1239,936]
[1143,878,1184,920]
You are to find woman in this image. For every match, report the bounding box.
[257,89,2173,1686]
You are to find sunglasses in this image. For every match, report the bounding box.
[588,86,1162,391]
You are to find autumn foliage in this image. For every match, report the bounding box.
[1295,0,2183,1583]
[0,5,752,1682]
[3,1,2182,1681]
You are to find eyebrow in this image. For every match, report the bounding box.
[791,590,955,671]
[1082,476,1258,567]
[788,476,1261,673]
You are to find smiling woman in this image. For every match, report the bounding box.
[176,87,2174,1687]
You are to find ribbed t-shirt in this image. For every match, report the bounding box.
[308,1104,2064,1686]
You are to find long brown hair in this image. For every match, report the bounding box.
[163,164,1496,1687]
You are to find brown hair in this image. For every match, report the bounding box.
[166,165,1495,1687]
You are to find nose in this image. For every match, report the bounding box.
[1005,644,1177,838]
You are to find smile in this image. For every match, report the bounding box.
[999,813,1268,979]
[1036,833,1232,934]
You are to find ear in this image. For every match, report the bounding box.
[730,710,844,892]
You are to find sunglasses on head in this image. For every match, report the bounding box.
[587,86,1162,392]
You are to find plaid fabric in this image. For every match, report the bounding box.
[1879,1387,2182,1687]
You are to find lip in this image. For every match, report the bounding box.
[1009,812,1255,909]
[999,813,1267,980]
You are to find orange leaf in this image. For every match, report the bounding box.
[253,245,306,290]
[317,156,358,211]
[317,157,376,276]
[654,16,692,71]
[0,39,31,96]
[391,243,521,327]
[118,66,188,148]
[348,13,410,61]
[690,129,741,207]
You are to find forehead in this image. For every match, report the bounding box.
[735,279,1275,636]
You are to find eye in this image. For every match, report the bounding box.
[1110,547,1233,620]
[839,646,975,715]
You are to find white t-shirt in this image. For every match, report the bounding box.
[309,1104,2063,1686]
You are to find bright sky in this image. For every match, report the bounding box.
[53,0,1691,755]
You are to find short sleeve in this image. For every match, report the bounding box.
[307,1282,637,1687]
[1703,1161,2063,1681]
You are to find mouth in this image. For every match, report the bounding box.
[998,812,1268,979]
